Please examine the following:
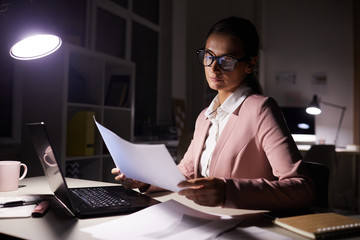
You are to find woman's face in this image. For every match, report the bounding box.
[204,33,252,100]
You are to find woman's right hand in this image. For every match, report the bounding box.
[111,168,149,190]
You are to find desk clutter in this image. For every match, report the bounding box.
[2,176,360,240]
[0,195,49,218]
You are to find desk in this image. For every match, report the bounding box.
[0,177,356,240]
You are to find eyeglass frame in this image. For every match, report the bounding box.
[196,48,251,72]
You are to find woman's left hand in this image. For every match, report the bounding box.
[177,177,226,207]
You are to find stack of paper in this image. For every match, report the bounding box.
[81,200,242,240]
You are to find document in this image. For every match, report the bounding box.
[94,118,186,192]
[81,199,243,240]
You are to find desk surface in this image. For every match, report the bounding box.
[0,177,355,240]
[297,145,360,154]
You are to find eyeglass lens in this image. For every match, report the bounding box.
[197,50,236,71]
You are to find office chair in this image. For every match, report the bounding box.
[303,161,330,209]
[264,161,330,219]
[305,145,360,212]
[304,145,340,208]
[304,145,337,177]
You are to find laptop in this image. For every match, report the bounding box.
[26,122,159,219]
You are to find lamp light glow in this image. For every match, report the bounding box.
[306,107,321,115]
[306,94,346,146]
[306,95,321,115]
[10,34,62,60]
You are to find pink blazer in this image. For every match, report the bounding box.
[178,95,315,210]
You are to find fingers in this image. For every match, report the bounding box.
[177,178,226,207]
[111,168,129,185]
[112,168,122,182]
[116,175,138,189]
[178,187,220,206]
[111,168,147,190]
[111,168,120,175]
[114,173,125,183]
[121,178,139,189]
[178,178,212,188]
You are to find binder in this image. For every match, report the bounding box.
[274,212,360,239]
[66,111,95,156]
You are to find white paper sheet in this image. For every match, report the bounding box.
[81,199,243,240]
[0,204,36,218]
[94,118,185,192]
[0,196,41,218]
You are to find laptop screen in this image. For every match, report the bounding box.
[27,122,74,210]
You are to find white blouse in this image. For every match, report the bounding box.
[199,86,251,177]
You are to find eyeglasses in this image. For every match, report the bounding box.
[196,49,249,72]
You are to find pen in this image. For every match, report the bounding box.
[0,200,40,208]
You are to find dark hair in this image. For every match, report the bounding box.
[207,17,262,94]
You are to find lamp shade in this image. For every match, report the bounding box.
[305,94,346,146]
[10,34,62,60]
[4,1,62,60]
[306,95,321,115]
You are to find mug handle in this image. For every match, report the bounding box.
[19,163,28,180]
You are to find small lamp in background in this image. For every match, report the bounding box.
[306,94,346,146]
[3,0,62,60]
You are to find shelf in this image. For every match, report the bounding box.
[67,102,103,108]
[20,42,135,182]
[66,154,104,162]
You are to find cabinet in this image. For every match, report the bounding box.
[18,43,135,182]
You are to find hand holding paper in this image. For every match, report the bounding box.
[94,118,185,192]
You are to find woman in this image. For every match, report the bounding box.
[113,17,315,210]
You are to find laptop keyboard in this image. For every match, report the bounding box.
[70,187,131,208]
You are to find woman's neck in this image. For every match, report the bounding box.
[218,92,230,105]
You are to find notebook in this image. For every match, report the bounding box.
[274,212,360,239]
[26,122,159,219]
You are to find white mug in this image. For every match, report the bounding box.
[0,161,28,192]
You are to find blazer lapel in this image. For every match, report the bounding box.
[193,117,211,178]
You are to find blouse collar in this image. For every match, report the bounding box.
[205,85,252,119]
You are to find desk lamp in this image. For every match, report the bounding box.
[306,94,346,146]
[2,0,62,60]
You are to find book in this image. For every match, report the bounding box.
[274,212,360,239]
[105,75,130,107]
